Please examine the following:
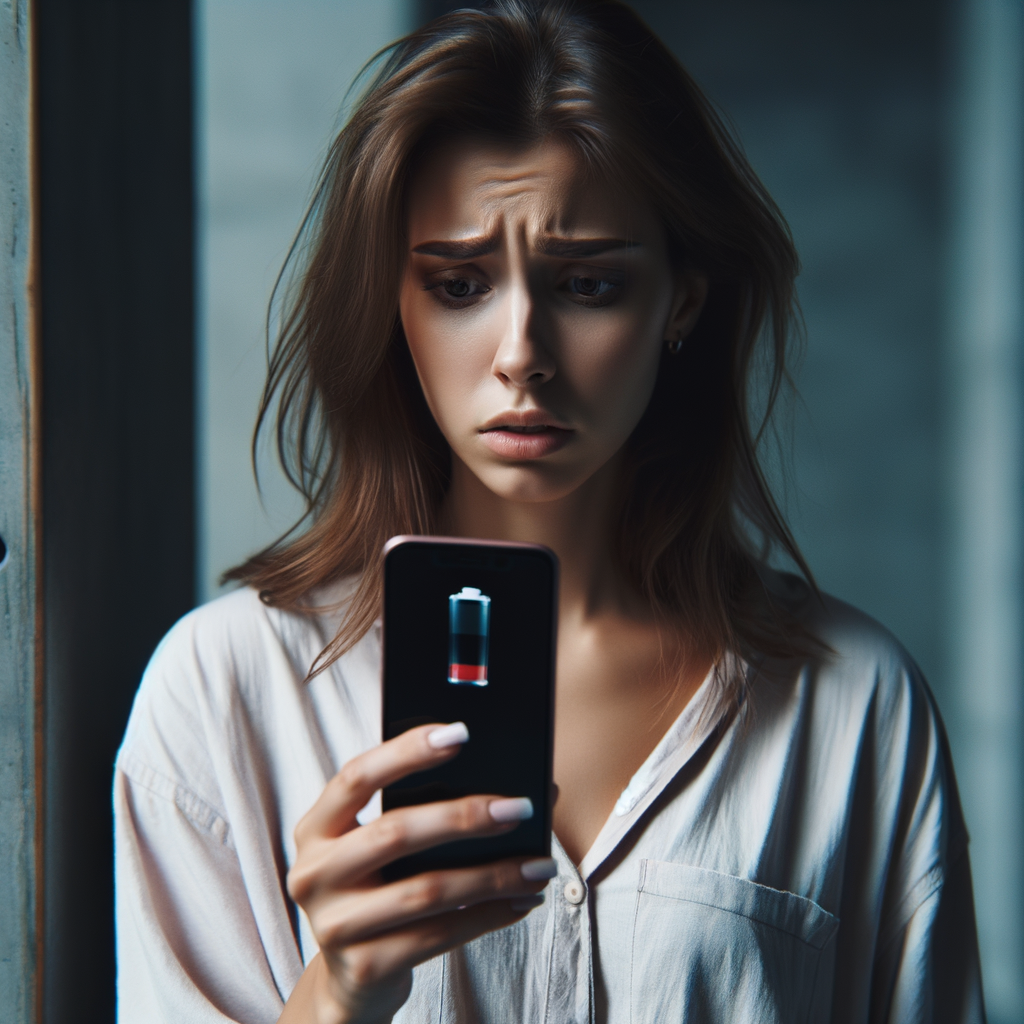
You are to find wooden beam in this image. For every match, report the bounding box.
[0,0,41,1020]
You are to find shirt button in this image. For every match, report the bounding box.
[563,880,586,905]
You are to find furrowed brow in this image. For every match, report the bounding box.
[411,236,500,259]
[535,237,639,258]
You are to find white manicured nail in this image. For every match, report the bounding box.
[510,894,545,912]
[520,857,558,881]
[489,797,534,823]
[427,722,469,749]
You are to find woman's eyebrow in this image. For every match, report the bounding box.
[411,236,499,258]
[410,235,640,259]
[535,237,639,257]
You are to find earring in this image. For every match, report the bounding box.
[667,332,684,354]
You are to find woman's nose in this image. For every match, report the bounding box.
[490,283,556,388]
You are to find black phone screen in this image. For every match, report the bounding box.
[381,536,558,880]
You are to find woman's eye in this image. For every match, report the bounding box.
[428,277,489,306]
[444,279,472,298]
[566,276,619,303]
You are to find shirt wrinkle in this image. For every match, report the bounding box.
[875,861,945,957]
[118,753,231,844]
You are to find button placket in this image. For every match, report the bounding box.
[544,844,593,1024]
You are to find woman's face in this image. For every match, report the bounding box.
[400,137,704,505]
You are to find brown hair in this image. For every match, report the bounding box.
[228,0,816,691]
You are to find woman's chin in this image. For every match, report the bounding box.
[471,461,599,506]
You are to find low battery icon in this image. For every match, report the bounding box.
[448,587,491,686]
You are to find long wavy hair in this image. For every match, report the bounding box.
[227,0,816,693]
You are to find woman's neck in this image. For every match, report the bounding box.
[441,454,634,623]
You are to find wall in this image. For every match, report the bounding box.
[945,0,1024,1014]
[196,0,412,601]
[632,0,949,696]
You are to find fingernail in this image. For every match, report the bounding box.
[489,797,534,823]
[520,857,558,881]
[510,894,545,912]
[427,722,469,749]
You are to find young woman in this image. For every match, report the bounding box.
[114,2,984,1021]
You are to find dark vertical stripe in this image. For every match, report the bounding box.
[36,1,194,1020]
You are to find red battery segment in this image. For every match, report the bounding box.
[448,587,491,686]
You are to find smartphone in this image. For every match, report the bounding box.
[381,535,558,881]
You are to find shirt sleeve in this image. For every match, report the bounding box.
[871,842,985,1023]
[114,754,290,1024]
[859,664,987,1024]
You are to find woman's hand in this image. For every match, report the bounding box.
[279,723,556,1024]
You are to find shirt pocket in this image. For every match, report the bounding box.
[630,860,838,1024]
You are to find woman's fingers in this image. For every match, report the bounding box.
[294,723,469,843]
[310,856,557,948]
[295,794,534,897]
[287,723,553,1022]
[329,898,545,997]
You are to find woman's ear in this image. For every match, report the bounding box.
[663,270,709,343]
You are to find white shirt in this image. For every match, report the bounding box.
[114,574,985,1023]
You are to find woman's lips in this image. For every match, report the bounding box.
[479,425,573,459]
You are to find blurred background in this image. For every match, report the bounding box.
[17,0,1023,1020]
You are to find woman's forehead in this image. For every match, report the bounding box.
[406,136,660,247]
